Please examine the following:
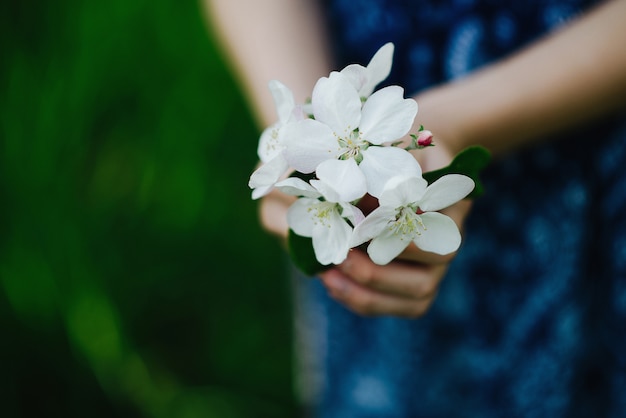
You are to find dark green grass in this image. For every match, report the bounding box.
[0,1,296,416]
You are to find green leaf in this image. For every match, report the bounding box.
[287,229,330,276]
[422,145,491,199]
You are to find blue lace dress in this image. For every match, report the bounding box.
[293,1,626,417]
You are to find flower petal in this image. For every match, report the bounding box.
[419,174,475,212]
[359,86,418,144]
[359,42,394,97]
[379,175,427,208]
[286,198,319,237]
[312,210,353,265]
[257,124,282,162]
[248,154,290,199]
[281,119,339,173]
[351,206,396,247]
[339,43,394,98]
[312,72,362,135]
[340,63,368,94]
[367,227,412,265]
[412,212,462,255]
[268,79,295,124]
[314,158,367,203]
[360,146,422,198]
[275,177,320,198]
[251,186,272,200]
[299,102,314,118]
[340,202,365,228]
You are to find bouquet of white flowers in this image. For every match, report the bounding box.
[248,43,490,275]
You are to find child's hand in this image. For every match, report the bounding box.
[319,198,471,318]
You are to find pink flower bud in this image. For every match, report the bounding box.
[416,130,433,147]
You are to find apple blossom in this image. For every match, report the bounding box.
[275,159,366,265]
[352,174,475,265]
[281,70,420,197]
[247,41,489,272]
[340,42,394,98]
[249,80,303,199]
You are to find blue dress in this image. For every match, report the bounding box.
[293,1,626,417]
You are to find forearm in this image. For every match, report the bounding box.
[416,0,626,157]
[205,0,332,239]
[204,0,332,127]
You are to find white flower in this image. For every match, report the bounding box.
[340,42,394,98]
[281,71,420,197]
[249,80,303,199]
[276,159,366,265]
[352,174,475,265]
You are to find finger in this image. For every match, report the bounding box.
[320,269,437,318]
[441,198,472,228]
[337,249,447,299]
[259,189,296,239]
[395,242,456,265]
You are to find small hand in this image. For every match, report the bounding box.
[318,136,471,318]
[319,250,447,318]
[318,198,471,318]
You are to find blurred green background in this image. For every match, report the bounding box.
[0,0,297,416]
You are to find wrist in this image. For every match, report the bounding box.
[413,85,468,160]
[410,86,467,172]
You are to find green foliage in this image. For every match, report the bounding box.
[0,0,296,417]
